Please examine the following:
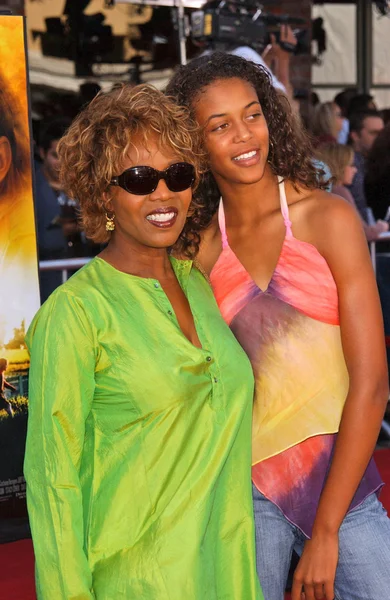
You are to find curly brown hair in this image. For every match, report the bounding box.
[58,83,205,253]
[166,52,326,253]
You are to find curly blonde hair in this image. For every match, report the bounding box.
[315,143,354,184]
[58,83,204,250]
[311,102,339,140]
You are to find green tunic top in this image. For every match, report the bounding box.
[24,256,262,600]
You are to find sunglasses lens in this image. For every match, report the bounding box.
[123,167,158,195]
[117,163,195,195]
[165,163,195,192]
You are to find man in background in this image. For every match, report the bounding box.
[333,88,358,144]
[348,93,377,119]
[34,118,91,302]
[348,110,386,241]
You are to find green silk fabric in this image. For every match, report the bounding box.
[24,257,263,600]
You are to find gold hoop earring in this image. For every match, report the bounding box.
[105,213,115,232]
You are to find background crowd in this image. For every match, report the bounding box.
[310,91,390,240]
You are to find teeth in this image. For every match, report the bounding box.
[233,150,257,161]
[146,212,176,223]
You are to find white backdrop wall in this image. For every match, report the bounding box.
[312,3,390,109]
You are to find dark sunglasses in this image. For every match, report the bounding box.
[110,162,195,196]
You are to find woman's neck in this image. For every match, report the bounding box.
[100,236,175,281]
[216,168,281,227]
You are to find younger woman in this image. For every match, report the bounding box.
[168,53,390,600]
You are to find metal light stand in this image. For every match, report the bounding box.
[173,0,188,65]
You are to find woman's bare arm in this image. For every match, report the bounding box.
[292,195,389,600]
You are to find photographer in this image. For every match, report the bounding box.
[196,0,296,98]
[232,24,296,98]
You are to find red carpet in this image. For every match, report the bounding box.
[0,449,389,600]
[0,538,35,600]
[375,448,390,510]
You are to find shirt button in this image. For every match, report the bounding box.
[154,282,160,289]
[168,310,173,315]
[206,356,212,362]
[213,377,218,383]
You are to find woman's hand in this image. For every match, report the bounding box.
[292,532,338,600]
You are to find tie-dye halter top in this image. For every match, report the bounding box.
[210,177,382,538]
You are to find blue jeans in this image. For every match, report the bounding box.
[253,485,390,600]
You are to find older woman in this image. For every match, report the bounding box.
[24,84,263,600]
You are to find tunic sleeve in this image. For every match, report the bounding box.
[24,290,96,600]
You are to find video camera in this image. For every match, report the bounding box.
[191,0,308,54]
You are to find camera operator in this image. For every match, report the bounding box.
[231,24,296,98]
[195,0,296,99]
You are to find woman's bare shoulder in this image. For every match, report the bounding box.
[288,187,363,248]
[290,187,357,222]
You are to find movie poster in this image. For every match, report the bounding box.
[0,16,40,525]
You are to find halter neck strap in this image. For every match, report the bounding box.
[278,176,293,238]
[218,200,229,249]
